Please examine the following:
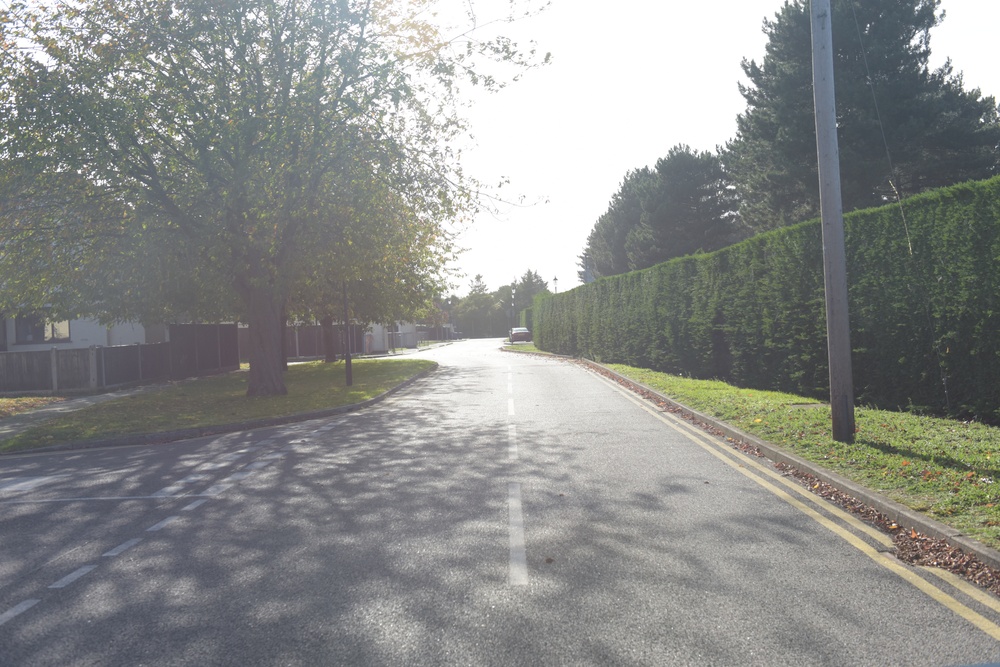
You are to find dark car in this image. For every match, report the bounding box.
[509,327,532,343]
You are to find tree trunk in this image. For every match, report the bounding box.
[244,287,288,396]
[320,316,338,362]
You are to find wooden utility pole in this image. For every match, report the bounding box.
[811,0,855,442]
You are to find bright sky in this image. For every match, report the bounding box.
[446,0,1000,297]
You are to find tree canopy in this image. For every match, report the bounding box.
[578,146,739,281]
[725,0,1000,232]
[0,0,546,395]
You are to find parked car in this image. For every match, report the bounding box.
[509,327,532,343]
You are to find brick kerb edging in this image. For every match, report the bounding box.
[2,363,438,457]
[580,357,1000,571]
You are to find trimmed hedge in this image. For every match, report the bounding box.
[535,176,1000,421]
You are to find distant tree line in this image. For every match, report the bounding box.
[446,271,550,338]
[578,0,1000,281]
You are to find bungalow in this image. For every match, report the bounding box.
[0,314,148,353]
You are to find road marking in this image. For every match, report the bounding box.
[0,600,39,626]
[200,484,232,497]
[245,460,272,471]
[0,495,204,505]
[103,538,143,557]
[600,374,1000,640]
[49,565,98,589]
[508,424,518,460]
[222,471,253,483]
[508,483,528,586]
[508,398,515,417]
[151,474,210,498]
[182,498,209,511]
[147,516,179,532]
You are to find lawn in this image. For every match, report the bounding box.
[0,359,435,454]
[606,364,1000,549]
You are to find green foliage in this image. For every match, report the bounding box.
[537,176,1000,423]
[578,146,741,281]
[0,0,546,395]
[726,0,1000,232]
[449,271,549,338]
[0,359,435,452]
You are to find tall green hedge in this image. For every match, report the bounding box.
[535,177,1000,421]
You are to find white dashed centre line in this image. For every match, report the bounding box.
[147,516,179,532]
[508,483,528,586]
[49,565,98,589]
[508,424,518,460]
[182,498,209,511]
[103,538,143,557]
[0,600,40,626]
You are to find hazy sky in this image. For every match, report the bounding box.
[446,0,1000,296]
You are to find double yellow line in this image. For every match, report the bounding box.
[602,374,1000,641]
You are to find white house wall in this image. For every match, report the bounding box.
[367,322,418,353]
[1,318,146,352]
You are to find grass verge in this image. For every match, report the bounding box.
[606,363,1000,550]
[0,358,435,454]
[0,396,66,419]
[503,342,545,354]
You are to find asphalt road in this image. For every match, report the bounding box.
[1,338,1000,666]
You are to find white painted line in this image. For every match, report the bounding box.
[245,460,272,471]
[508,424,518,460]
[49,565,98,589]
[0,495,201,505]
[508,483,528,586]
[103,538,143,557]
[508,398,515,417]
[146,516,179,532]
[200,484,232,497]
[259,453,285,460]
[0,599,40,626]
[182,498,209,511]
[223,471,253,483]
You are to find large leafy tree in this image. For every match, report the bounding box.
[725,0,1000,232]
[0,0,543,395]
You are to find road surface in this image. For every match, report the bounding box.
[1,339,999,665]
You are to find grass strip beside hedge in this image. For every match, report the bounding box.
[0,359,434,453]
[607,363,1000,550]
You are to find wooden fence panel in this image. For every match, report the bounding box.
[0,351,52,392]
[54,349,90,390]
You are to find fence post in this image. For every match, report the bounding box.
[50,347,59,392]
[89,346,99,389]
